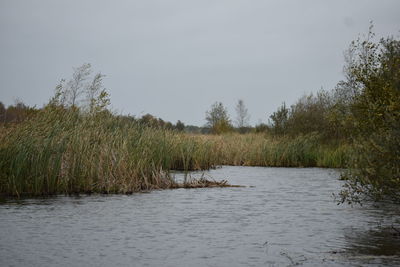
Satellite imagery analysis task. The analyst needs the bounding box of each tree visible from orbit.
[338,26,400,203]
[0,100,37,124]
[235,99,250,130]
[254,123,269,133]
[67,63,91,107]
[286,90,334,138]
[48,63,110,113]
[0,102,5,123]
[205,102,232,134]
[269,102,289,135]
[175,120,185,132]
[139,114,158,128]
[86,73,110,114]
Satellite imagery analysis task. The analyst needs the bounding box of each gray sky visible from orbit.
[1,0,399,126]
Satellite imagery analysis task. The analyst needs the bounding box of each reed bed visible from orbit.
[0,108,220,197]
[0,108,349,197]
[191,133,349,168]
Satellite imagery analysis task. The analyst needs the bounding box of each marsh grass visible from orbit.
[0,108,221,197]
[193,133,349,168]
[0,108,348,197]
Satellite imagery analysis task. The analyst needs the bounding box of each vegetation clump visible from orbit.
[337,29,400,203]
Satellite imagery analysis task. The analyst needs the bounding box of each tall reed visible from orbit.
[0,108,349,197]
[0,108,217,196]
[190,133,349,168]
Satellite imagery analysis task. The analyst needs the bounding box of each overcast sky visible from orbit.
[1,0,399,126]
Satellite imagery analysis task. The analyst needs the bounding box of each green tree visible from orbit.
[254,123,268,133]
[0,100,37,124]
[175,120,185,132]
[269,102,289,135]
[0,102,5,123]
[86,73,110,114]
[205,102,232,134]
[339,27,400,203]
[139,114,159,128]
[286,90,333,138]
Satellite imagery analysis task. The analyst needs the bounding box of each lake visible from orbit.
[1,166,400,266]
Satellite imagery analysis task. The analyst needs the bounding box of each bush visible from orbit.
[339,29,400,203]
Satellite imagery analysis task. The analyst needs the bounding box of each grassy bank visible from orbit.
[0,108,349,197]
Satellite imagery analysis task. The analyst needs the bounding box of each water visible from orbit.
[1,166,400,267]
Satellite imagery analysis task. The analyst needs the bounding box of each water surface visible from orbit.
[1,166,400,266]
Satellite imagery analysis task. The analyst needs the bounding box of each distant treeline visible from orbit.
[0,101,38,124]
[0,102,211,134]
[0,98,341,137]
[0,100,254,135]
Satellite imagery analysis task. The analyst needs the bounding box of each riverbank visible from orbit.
[0,108,349,197]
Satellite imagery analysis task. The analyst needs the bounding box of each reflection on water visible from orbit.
[0,166,399,267]
[344,226,400,256]
[341,201,400,263]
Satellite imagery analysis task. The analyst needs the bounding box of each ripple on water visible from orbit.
[1,166,400,267]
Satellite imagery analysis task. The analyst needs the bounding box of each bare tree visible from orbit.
[49,63,110,112]
[66,63,92,107]
[235,99,250,128]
